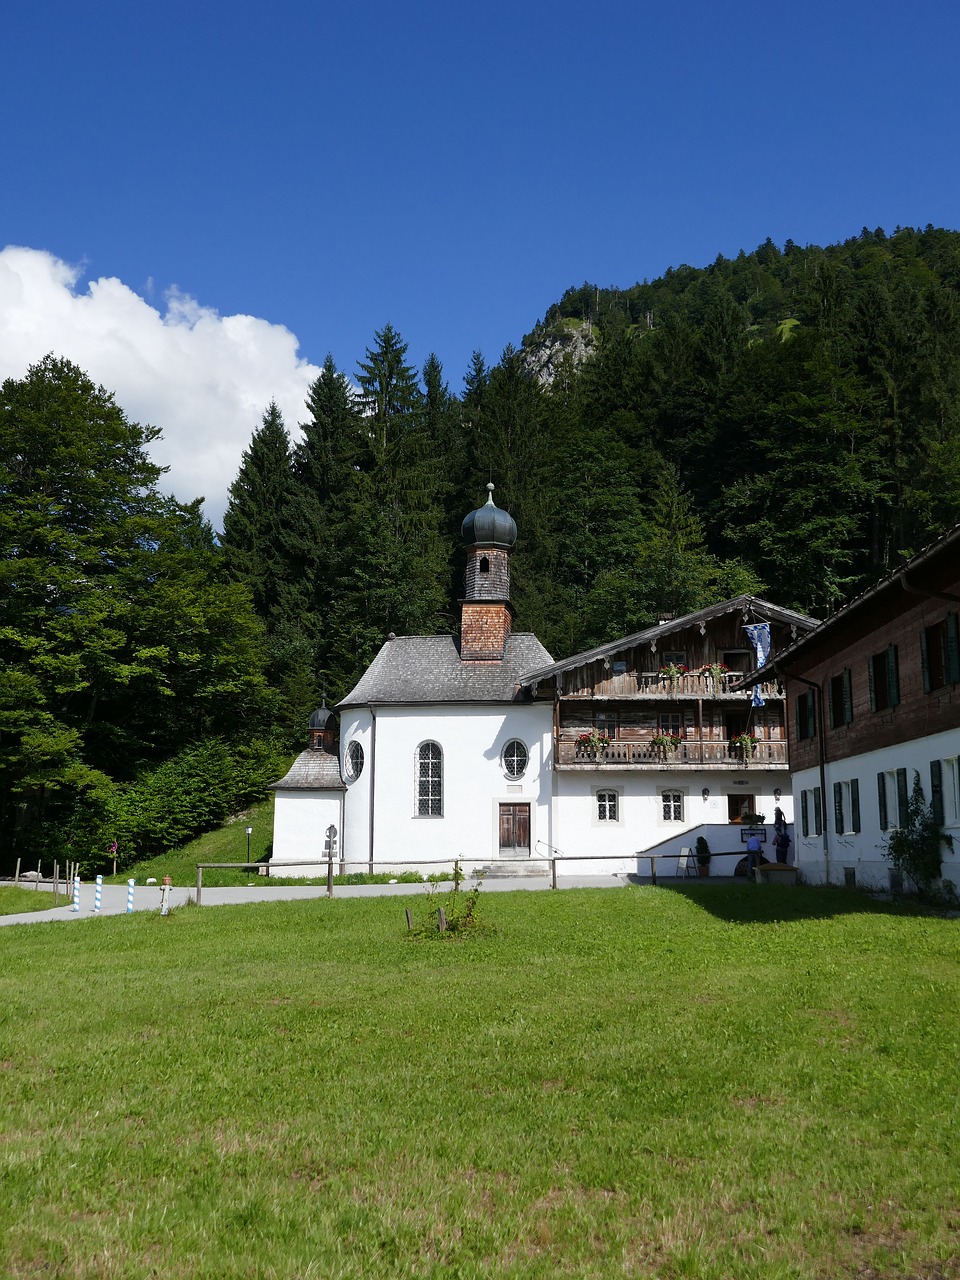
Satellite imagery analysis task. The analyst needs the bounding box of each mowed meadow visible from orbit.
[2,885,959,1279]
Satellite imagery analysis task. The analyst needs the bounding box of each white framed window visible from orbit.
[344,740,364,781]
[596,789,619,822]
[661,790,684,822]
[943,758,960,827]
[800,786,823,837]
[416,742,443,817]
[501,739,528,779]
[833,778,861,834]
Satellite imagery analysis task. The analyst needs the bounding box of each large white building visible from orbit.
[745,524,960,889]
[271,487,817,877]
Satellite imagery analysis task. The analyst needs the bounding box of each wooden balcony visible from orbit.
[556,738,789,769]
[559,672,781,700]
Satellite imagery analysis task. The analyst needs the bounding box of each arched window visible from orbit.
[479,556,490,574]
[416,742,443,816]
[501,739,528,779]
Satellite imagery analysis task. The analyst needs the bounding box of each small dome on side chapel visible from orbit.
[308,701,332,731]
[461,483,517,550]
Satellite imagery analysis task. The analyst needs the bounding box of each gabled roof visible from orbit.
[518,595,817,688]
[738,523,960,681]
[337,633,554,708]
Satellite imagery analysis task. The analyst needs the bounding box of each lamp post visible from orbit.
[246,826,252,864]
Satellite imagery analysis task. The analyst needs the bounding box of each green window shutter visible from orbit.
[842,669,853,725]
[887,645,900,707]
[851,778,861,833]
[827,683,836,730]
[877,772,887,830]
[920,628,931,694]
[833,781,844,834]
[931,759,944,827]
[868,658,877,712]
[795,695,804,739]
[896,768,909,828]
[946,614,960,684]
[814,786,823,837]
[801,790,809,838]
[807,693,816,740]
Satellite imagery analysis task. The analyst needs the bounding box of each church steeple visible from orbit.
[459,484,516,661]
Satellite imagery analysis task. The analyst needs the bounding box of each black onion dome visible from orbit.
[461,483,517,549]
[308,701,332,730]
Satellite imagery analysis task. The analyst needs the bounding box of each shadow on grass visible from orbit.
[655,881,946,925]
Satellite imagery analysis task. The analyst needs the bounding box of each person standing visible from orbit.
[746,831,762,879]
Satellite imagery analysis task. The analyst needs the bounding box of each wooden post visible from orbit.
[650,855,657,887]
[437,906,447,932]
[405,907,413,931]
[53,862,59,906]
[551,858,558,890]
[35,858,41,889]
[14,857,20,885]
[196,864,203,906]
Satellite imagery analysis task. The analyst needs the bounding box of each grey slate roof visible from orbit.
[270,749,345,791]
[517,595,818,687]
[337,633,554,708]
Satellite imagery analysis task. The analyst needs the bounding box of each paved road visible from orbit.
[0,873,648,927]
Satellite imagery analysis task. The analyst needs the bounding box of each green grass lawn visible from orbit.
[1,884,958,1279]
[0,885,63,915]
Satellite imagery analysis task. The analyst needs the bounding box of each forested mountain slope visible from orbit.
[6,226,960,871]
[223,226,960,711]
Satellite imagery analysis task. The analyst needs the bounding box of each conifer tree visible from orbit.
[221,401,297,625]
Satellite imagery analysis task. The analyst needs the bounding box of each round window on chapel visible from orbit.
[345,740,364,781]
[501,740,528,779]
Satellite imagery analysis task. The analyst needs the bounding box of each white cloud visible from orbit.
[0,246,320,529]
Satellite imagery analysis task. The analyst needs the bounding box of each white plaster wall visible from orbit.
[552,769,794,876]
[271,788,343,876]
[340,703,553,874]
[792,726,960,888]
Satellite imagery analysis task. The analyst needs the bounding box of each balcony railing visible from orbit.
[556,738,788,768]
[568,672,780,699]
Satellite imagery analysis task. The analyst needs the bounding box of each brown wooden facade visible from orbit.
[522,599,816,773]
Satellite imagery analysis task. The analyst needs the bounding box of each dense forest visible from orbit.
[5,225,960,871]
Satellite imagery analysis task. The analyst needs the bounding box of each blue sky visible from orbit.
[2,0,958,523]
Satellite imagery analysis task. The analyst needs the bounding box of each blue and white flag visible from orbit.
[743,622,771,707]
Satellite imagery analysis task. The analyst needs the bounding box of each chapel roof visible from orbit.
[337,633,554,708]
[270,748,345,791]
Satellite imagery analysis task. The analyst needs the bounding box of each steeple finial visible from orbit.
[485,482,495,505]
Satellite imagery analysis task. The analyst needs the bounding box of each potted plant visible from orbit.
[658,661,688,689]
[576,729,610,760]
[739,811,766,826]
[731,732,760,759]
[695,835,711,877]
[699,661,730,690]
[651,731,682,757]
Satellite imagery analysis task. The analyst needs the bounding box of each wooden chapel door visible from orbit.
[499,803,530,854]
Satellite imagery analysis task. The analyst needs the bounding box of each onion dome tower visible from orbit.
[459,483,517,661]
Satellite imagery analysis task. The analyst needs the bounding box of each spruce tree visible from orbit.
[221,401,297,625]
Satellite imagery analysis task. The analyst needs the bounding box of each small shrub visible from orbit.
[886,771,953,895]
[407,862,488,940]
